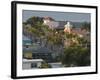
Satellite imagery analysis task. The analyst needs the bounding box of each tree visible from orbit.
[26,16,43,26]
[61,47,90,67]
[81,22,90,31]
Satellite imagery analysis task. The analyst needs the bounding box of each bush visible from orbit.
[40,62,52,68]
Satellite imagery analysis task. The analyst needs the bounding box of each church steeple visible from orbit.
[64,22,73,33]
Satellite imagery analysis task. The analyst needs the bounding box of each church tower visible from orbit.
[64,22,73,33]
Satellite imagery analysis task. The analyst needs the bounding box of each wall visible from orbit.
[0,0,99,80]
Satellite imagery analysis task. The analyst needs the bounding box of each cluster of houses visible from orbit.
[22,35,54,69]
[22,16,90,69]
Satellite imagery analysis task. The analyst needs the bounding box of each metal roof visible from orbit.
[23,47,52,54]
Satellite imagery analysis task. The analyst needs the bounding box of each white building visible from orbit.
[43,17,59,29]
[22,59,44,69]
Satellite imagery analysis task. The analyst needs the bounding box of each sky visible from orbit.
[22,10,91,22]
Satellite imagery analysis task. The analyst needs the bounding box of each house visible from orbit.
[43,16,59,29]
[22,59,44,69]
[31,47,53,62]
[43,16,66,30]
[23,46,53,62]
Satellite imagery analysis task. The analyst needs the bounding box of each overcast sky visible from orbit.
[22,10,91,22]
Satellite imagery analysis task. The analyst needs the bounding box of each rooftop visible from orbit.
[23,59,44,63]
[23,46,52,54]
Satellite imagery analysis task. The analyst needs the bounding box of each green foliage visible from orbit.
[64,32,77,39]
[61,32,90,67]
[26,16,43,26]
[61,47,90,67]
[46,30,63,45]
